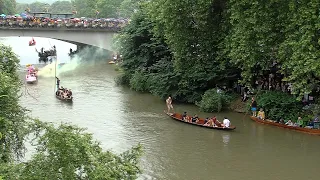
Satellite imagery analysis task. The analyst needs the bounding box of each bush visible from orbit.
[114,73,130,86]
[256,91,302,121]
[196,88,234,112]
[129,71,149,92]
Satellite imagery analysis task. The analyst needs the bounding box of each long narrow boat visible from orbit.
[250,116,320,135]
[166,112,236,131]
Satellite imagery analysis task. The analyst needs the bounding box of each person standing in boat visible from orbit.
[251,97,257,117]
[166,95,174,113]
[56,77,60,90]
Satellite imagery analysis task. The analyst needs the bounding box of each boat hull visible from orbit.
[26,75,37,84]
[166,112,236,130]
[26,80,37,84]
[250,116,320,135]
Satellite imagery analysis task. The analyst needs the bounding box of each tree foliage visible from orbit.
[117,0,320,106]
[115,7,178,99]
[196,89,234,112]
[71,0,140,18]
[14,0,139,18]
[1,122,142,180]
[0,44,28,163]
[0,0,17,14]
[256,91,302,121]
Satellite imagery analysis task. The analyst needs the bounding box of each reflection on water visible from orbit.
[222,133,230,146]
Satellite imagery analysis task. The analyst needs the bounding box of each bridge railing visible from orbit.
[0,18,127,31]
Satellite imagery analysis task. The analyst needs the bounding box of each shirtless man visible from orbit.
[166,96,174,113]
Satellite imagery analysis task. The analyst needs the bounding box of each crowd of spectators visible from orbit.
[0,13,129,31]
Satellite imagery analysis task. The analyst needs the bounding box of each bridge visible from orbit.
[0,28,118,51]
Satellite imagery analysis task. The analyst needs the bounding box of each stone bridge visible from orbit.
[0,28,118,51]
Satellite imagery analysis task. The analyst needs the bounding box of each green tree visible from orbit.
[97,0,122,18]
[28,2,49,12]
[225,0,289,87]
[50,0,73,14]
[71,0,99,17]
[115,5,179,99]
[16,3,28,14]
[147,0,237,103]
[0,44,28,163]
[118,0,140,18]
[1,122,142,180]
[0,0,17,14]
[278,0,320,97]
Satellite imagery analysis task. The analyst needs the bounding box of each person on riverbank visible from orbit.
[251,97,257,117]
[166,96,174,113]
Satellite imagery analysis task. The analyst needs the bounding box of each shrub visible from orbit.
[256,91,302,121]
[114,73,130,86]
[196,88,233,112]
[129,71,149,92]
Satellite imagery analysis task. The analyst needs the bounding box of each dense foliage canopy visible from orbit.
[14,0,139,18]
[0,0,17,14]
[116,0,320,112]
[1,121,142,180]
[0,44,28,163]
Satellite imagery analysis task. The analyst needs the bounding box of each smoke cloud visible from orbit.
[37,46,113,78]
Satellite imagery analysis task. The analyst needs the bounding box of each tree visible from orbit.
[115,5,179,99]
[278,0,320,97]
[0,44,28,163]
[96,0,122,18]
[147,0,237,103]
[50,0,73,14]
[71,0,99,17]
[225,0,289,87]
[16,3,28,14]
[0,0,17,14]
[118,0,141,18]
[27,2,49,12]
[1,122,143,180]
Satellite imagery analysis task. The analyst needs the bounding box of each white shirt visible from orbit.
[223,118,230,128]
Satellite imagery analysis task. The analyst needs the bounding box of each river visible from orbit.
[1,37,320,180]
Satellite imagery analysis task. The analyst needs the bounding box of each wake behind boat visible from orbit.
[166,112,236,131]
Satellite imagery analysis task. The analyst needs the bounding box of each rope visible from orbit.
[24,82,38,101]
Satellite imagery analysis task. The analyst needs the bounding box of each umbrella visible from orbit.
[0,14,6,17]
[15,14,21,17]
[20,13,27,16]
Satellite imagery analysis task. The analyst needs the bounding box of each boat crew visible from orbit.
[223,117,231,128]
[166,95,174,113]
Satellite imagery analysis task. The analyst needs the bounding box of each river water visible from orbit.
[1,37,320,180]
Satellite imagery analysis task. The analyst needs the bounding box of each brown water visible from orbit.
[20,62,320,180]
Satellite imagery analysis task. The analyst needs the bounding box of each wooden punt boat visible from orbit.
[250,116,320,135]
[55,93,73,103]
[166,112,236,131]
